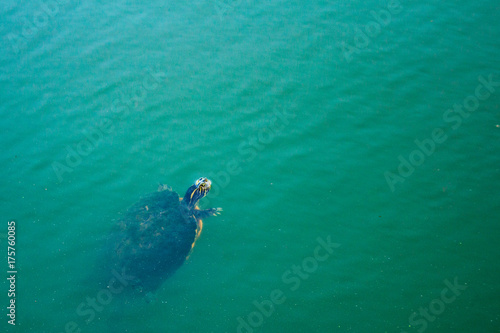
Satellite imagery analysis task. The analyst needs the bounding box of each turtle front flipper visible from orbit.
[194,208,222,219]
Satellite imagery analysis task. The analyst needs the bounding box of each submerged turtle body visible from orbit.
[105,177,220,294]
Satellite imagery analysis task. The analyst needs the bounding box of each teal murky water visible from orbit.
[1,0,499,332]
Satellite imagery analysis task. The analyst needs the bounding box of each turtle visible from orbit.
[103,177,221,296]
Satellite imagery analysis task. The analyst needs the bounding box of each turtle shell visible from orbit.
[105,186,200,293]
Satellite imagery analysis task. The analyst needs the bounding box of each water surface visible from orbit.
[1,0,499,332]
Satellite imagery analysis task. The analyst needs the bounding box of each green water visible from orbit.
[1,0,499,332]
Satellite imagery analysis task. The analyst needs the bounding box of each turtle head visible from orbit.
[182,177,212,209]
